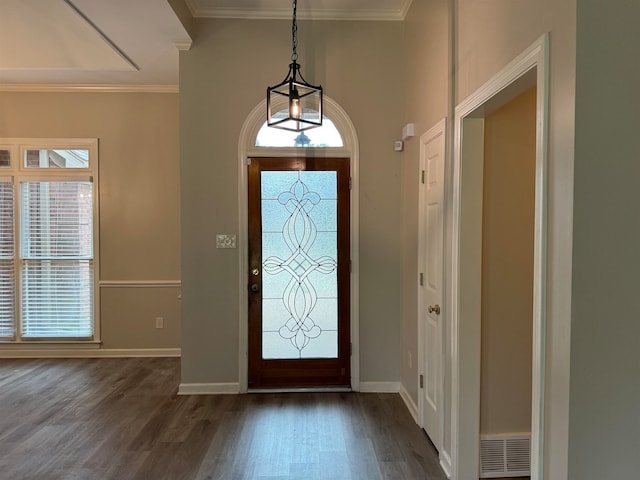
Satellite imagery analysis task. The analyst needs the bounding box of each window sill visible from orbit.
[0,341,101,350]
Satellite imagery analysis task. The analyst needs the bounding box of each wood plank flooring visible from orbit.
[0,358,447,480]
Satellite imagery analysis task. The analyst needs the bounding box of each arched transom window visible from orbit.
[255,113,344,148]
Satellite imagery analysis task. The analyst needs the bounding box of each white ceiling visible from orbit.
[0,0,411,89]
[0,0,192,89]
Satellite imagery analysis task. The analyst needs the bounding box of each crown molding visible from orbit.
[399,0,414,20]
[0,84,179,93]
[175,41,192,51]
[192,8,403,21]
[186,0,414,21]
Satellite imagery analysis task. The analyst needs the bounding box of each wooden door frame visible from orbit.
[450,35,549,479]
[238,96,360,393]
[247,157,351,388]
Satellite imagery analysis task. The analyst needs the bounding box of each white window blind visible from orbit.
[0,180,15,338]
[20,181,94,338]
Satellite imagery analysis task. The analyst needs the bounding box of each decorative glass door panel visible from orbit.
[261,170,338,359]
[248,158,350,388]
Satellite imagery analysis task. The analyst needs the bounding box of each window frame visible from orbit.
[0,175,16,338]
[0,138,100,345]
[0,144,16,169]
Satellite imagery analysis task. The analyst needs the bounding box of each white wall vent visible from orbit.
[479,434,531,478]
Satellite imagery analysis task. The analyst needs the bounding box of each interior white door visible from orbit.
[418,119,446,452]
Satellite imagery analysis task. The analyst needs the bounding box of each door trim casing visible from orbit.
[238,96,360,393]
[450,34,549,479]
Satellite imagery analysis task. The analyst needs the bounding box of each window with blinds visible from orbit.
[20,182,94,338]
[0,180,15,338]
[0,140,98,342]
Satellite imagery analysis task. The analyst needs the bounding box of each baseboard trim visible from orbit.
[440,450,452,479]
[0,348,181,358]
[358,381,400,393]
[399,383,419,423]
[178,382,240,395]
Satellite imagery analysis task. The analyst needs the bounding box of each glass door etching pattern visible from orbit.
[261,171,338,359]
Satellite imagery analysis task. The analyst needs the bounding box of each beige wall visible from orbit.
[480,87,535,435]
[0,91,181,350]
[179,19,404,385]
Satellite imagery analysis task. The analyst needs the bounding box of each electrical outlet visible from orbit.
[155,317,164,329]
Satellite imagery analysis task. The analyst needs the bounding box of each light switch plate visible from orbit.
[216,234,236,249]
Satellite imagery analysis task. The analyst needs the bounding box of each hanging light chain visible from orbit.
[291,0,298,62]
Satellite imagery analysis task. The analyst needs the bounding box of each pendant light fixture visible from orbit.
[267,0,323,132]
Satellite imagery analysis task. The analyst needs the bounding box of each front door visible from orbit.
[248,157,350,388]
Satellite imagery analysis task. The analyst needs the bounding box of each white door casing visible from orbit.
[418,118,446,452]
[450,35,549,480]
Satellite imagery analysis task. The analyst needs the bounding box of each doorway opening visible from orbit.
[238,96,360,392]
[247,157,351,388]
[451,35,549,480]
[478,86,537,480]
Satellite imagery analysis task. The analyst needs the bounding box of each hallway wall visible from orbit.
[402,1,576,476]
[569,1,640,478]
[179,18,404,386]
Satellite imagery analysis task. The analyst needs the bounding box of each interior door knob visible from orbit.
[428,304,441,315]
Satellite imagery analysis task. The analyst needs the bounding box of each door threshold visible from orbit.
[248,387,352,394]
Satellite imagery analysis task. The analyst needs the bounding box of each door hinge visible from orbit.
[421,170,425,184]
[420,374,424,389]
[419,272,424,286]
[349,177,353,190]
[349,260,352,273]
[246,158,252,166]
[350,342,352,356]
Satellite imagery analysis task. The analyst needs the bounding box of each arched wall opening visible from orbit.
[237,96,360,392]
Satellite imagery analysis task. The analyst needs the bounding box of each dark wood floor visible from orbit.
[0,357,447,480]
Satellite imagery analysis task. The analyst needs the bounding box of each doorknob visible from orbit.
[250,284,260,293]
[428,304,441,315]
